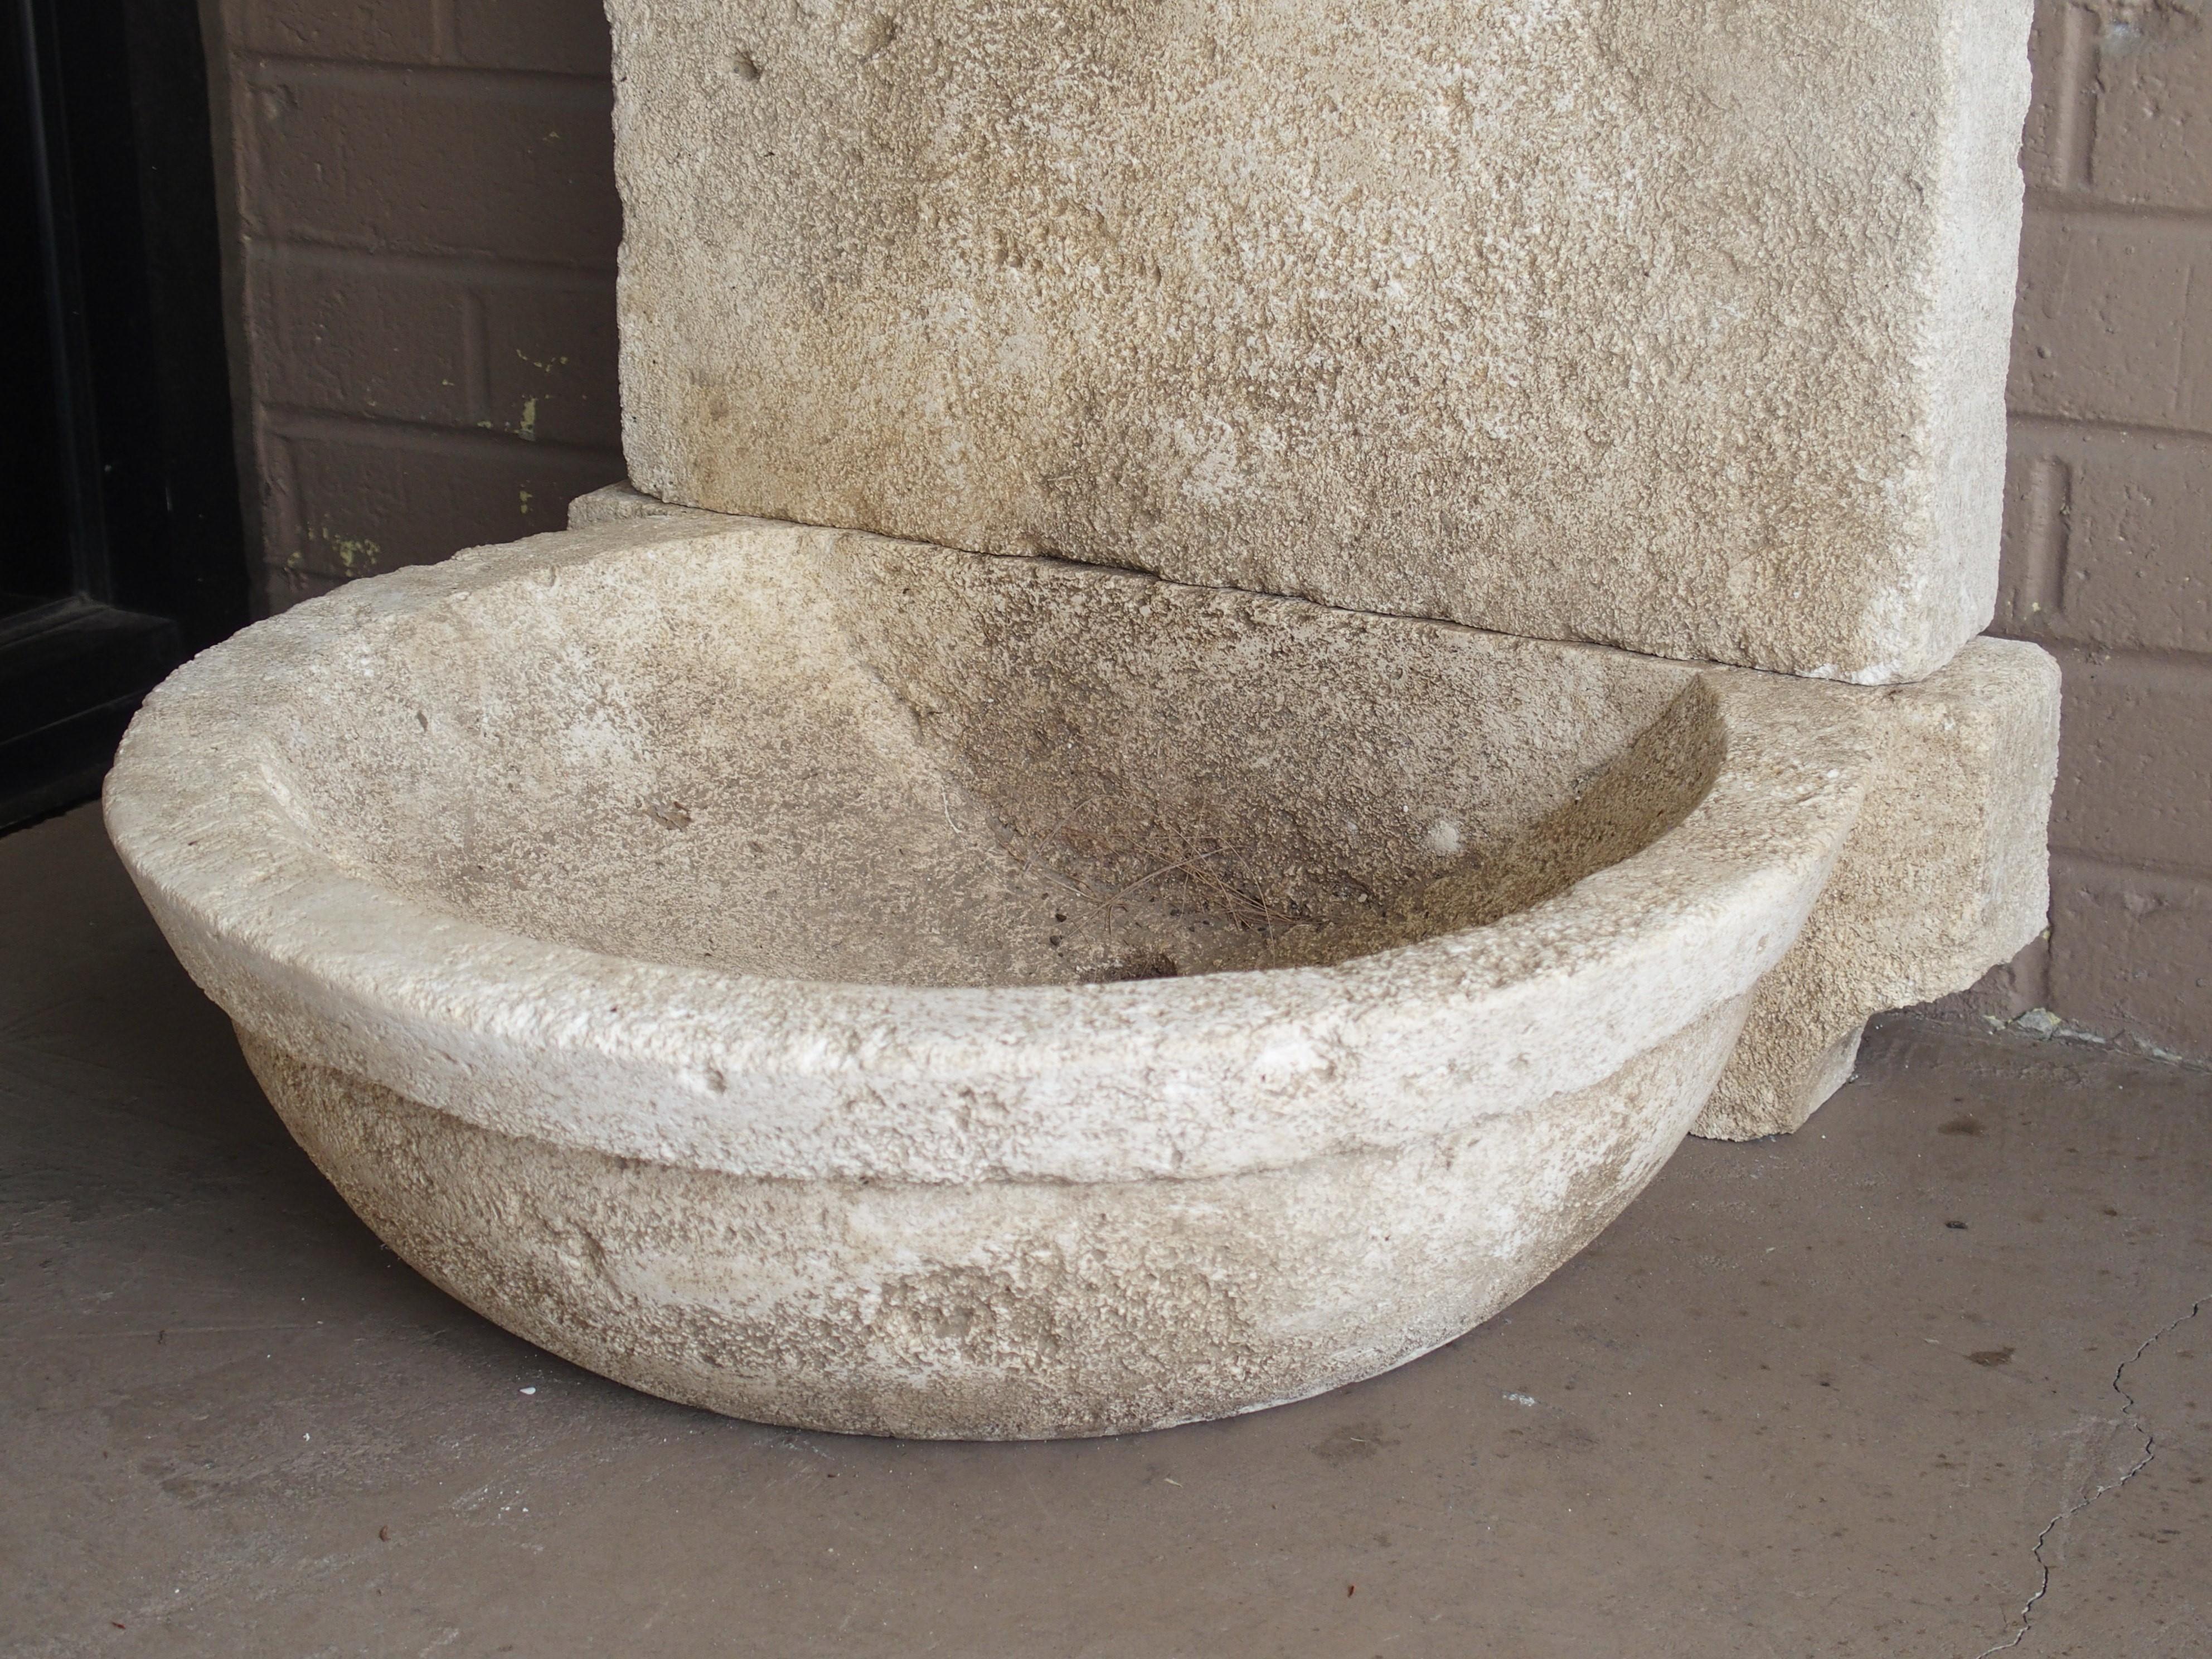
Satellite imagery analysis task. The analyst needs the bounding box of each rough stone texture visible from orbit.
[236,1006,1746,1439]
[9,804,2210,1653]
[575,486,2063,1146]
[609,0,2032,683]
[106,509,1898,1437]
[187,0,2210,1061]
[1694,637,2062,1138]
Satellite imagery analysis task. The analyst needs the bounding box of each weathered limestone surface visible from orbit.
[236,1007,1749,1439]
[573,488,2062,1146]
[610,0,2032,682]
[1694,638,2063,1139]
[109,509,1892,1437]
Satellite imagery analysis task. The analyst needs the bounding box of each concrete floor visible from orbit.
[1,803,2206,1658]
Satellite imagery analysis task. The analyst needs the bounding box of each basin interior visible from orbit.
[271,525,1722,987]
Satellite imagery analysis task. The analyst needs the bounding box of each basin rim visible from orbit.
[104,517,1871,1184]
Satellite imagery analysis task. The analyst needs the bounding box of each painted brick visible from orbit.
[1925,935,2053,1022]
[1997,419,2212,653]
[235,0,438,64]
[2003,2,2212,1056]
[2047,647,2212,877]
[2021,0,2096,192]
[261,566,348,615]
[238,62,618,266]
[2050,855,2212,1055]
[273,426,623,581]
[248,248,474,429]
[479,276,622,450]
[453,0,613,76]
[2084,1,2212,212]
[2009,208,2212,434]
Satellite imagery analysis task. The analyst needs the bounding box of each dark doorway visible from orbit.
[3,0,248,832]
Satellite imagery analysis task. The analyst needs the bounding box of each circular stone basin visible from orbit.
[105,509,1869,1438]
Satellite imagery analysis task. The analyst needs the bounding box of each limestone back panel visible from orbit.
[611,0,2033,681]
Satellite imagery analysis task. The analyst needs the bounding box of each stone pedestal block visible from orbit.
[610,0,2032,682]
[1694,638,2062,1138]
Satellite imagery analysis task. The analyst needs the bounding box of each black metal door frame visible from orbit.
[3,0,249,832]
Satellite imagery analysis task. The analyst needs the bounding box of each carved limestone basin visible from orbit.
[106,500,1908,1438]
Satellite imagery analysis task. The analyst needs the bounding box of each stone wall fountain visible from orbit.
[104,0,2057,1438]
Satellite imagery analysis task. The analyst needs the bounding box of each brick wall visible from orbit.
[207,0,625,613]
[200,0,2212,1058]
[1992,0,2212,1056]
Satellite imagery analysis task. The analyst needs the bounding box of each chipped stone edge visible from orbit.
[1693,637,2061,1139]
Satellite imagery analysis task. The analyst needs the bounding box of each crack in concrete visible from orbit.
[1975,1295,2208,1656]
